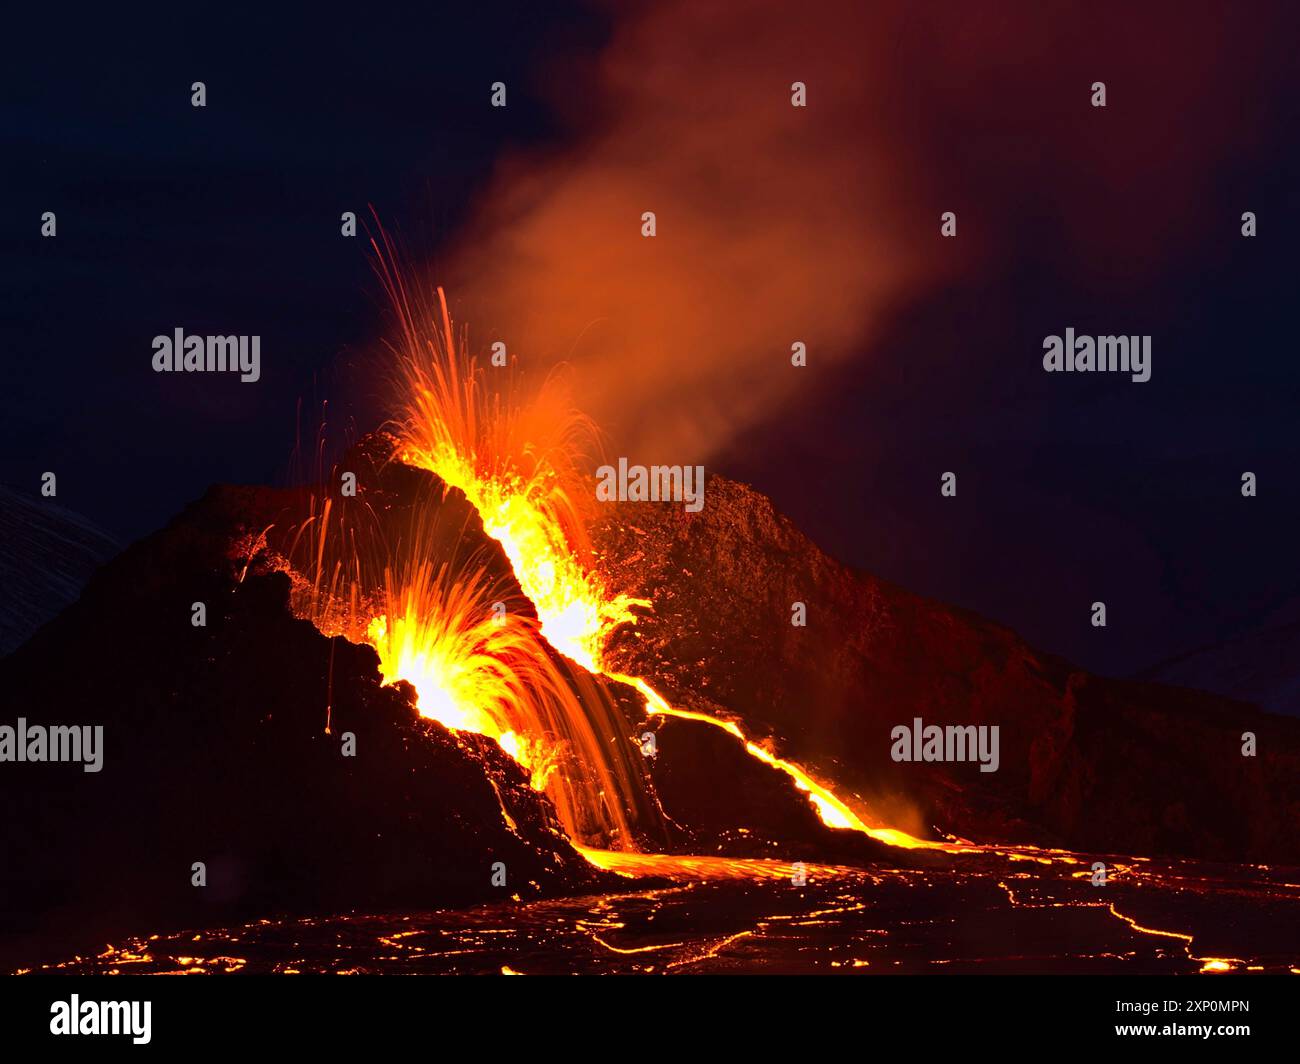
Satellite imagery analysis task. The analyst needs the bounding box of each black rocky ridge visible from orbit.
[594,474,1300,864]
[6,449,1296,968]
[0,443,906,969]
[0,474,607,969]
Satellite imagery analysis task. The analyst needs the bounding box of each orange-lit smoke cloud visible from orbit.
[444,1,933,465]
[442,0,1293,465]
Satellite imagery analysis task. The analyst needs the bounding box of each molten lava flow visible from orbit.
[381,261,646,676]
[371,270,932,856]
[283,474,650,848]
[292,265,1065,865]
[576,846,861,882]
[612,673,939,849]
[342,245,1059,865]
[280,250,665,851]
[364,558,555,787]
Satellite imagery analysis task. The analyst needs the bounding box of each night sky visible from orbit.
[5,2,1298,680]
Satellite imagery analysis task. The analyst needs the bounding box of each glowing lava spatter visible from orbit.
[317,254,659,849]
[372,267,935,853]
[381,259,646,677]
[292,260,1067,864]
[284,437,649,848]
[364,559,553,785]
[298,235,1090,867]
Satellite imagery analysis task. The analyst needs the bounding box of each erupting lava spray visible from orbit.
[285,469,655,850]
[290,235,942,858]
[379,256,646,677]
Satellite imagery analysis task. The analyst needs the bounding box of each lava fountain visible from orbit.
[288,234,940,859]
[283,470,657,850]
[375,249,645,676]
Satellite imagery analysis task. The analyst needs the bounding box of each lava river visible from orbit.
[32,846,1300,975]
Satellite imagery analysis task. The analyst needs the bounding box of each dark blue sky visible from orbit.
[4,3,1298,679]
[5,3,607,535]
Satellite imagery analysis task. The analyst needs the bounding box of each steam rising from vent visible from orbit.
[441,0,930,463]
[283,241,936,855]
[441,0,1288,463]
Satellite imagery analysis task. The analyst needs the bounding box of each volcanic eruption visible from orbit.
[278,239,928,860]
[3,231,1299,976]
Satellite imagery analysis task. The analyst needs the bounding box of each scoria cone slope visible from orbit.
[593,474,1300,862]
[0,480,607,968]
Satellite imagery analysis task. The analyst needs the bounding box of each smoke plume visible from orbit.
[442,0,1293,464]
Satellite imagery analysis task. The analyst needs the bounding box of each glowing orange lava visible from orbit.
[293,247,1067,868]
[375,272,924,858]
[363,261,942,860]
[364,559,554,785]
